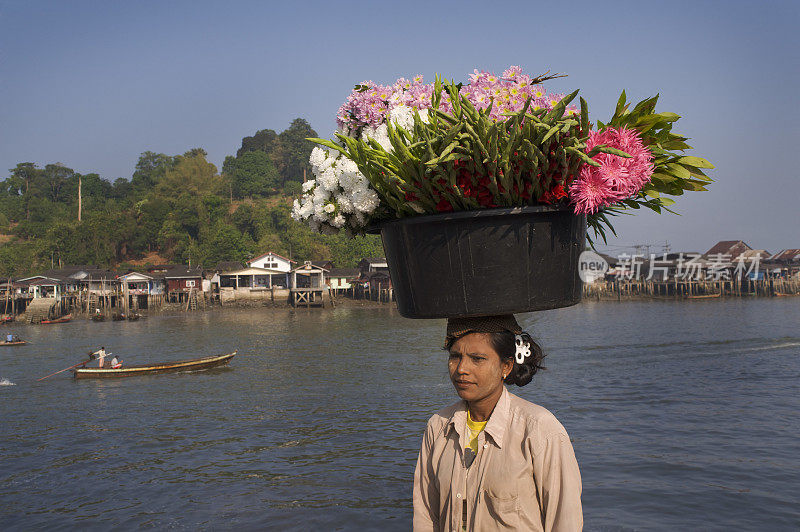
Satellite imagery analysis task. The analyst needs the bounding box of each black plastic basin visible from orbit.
[376,206,586,319]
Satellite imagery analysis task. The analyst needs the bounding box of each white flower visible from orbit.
[323,203,335,214]
[352,187,380,214]
[318,153,336,173]
[299,198,314,219]
[302,180,316,193]
[374,133,392,151]
[331,214,346,228]
[330,160,344,177]
[312,186,329,206]
[313,205,328,222]
[361,126,376,140]
[337,196,354,213]
[339,169,365,193]
[418,109,430,123]
[309,147,327,169]
[291,199,303,221]
[389,104,414,130]
[339,159,359,175]
[317,167,338,192]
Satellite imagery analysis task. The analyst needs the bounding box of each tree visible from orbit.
[131,151,176,196]
[131,197,170,253]
[278,118,317,184]
[237,128,282,163]
[194,221,255,267]
[156,149,224,198]
[43,163,74,203]
[9,163,46,220]
[77,173,113,208]
[231,204,257,241]
[222,151,280,198]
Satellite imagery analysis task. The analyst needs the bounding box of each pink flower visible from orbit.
[502,66,523,79]
[570,170,625,214]
[570,127,654,214]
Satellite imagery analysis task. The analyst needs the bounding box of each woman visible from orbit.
[413,315,582,531]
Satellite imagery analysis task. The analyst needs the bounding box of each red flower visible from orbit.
[541,183,567,204]
[435,199,453,212]
[477,189,496,208]
[550,184,567,200]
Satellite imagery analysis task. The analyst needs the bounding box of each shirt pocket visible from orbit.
[483,489,520,530]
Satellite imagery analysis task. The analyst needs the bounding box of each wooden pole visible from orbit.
[37,355,93,381]
[78,174,82,222]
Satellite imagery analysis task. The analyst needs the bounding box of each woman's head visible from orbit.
[445,315,546,391]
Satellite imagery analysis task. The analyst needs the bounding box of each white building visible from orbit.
[248,252,296,273]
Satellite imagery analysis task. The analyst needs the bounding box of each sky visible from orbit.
[1,0,798,256]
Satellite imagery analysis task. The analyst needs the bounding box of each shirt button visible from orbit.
[483,443,488,449]
[456,493,462,499]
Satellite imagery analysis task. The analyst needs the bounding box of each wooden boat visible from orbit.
[72,351,236,379]
[687,292,721,299]
[0,315,13,323]
[0,340,26,346]
[111,313,126,321]
[91,314,106,322]
[41,314,72,324]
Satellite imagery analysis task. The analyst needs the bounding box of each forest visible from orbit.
[0,118,384,277]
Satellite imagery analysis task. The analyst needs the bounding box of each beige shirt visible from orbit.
[413,388,582,531]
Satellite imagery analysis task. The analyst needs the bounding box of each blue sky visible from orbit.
[1,0,798,255]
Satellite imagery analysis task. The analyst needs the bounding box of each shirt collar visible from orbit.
[484,387,510,449]
[446,387,510,449]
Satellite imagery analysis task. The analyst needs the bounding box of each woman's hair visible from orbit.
[445,331,546,387]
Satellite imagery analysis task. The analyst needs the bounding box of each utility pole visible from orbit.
[78,174,82,222]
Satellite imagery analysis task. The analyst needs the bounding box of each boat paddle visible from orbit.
[36,352,104,381]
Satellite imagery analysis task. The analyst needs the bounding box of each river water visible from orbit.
[1,299,798,531]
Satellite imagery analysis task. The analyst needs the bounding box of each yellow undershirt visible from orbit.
[466,410,488,455]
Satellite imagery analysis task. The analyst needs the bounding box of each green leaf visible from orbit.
[565,146,601,167]
[579,97,589,134]
[676,156,714,169]
[665,162,691,179]
[541,124,561,143]
[544,89,579,122]
[309,137,348,155]
[614,90,627,119]
[594,146,633,158]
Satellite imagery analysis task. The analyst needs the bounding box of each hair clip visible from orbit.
[514,334,531,364]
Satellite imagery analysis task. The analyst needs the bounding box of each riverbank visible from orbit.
[5,288,800,326]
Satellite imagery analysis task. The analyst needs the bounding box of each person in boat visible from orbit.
[6,332,13,343]
[413,315,582,531]
[110,355,123,369]
[92,347,107,368]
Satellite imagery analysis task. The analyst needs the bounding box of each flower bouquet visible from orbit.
[294,67,713,317]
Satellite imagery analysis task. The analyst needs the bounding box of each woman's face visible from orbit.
[448,333,513,404]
